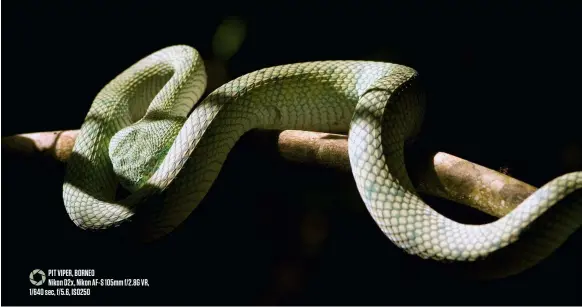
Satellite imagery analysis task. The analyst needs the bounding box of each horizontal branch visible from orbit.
[2,129,537,218]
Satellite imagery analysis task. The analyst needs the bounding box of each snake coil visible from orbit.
[63,45,582,278]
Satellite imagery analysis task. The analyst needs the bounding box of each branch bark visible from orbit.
[2,129,537,218]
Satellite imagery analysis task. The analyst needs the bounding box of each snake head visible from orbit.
[108,118,183,193]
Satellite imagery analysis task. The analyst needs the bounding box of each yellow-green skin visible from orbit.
[63,45,582,279]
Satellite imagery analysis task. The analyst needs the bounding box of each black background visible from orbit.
[2,0,582,305]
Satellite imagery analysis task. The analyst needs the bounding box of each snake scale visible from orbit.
[63,45,582,278]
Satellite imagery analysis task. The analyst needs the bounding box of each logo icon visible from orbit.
[29,269,46,286]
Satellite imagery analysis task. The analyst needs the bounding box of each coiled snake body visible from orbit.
[63,45,582,278]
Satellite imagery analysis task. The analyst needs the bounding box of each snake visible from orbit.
[63,45,582,279]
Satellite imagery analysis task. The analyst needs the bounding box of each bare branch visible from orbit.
[2,129,536,218]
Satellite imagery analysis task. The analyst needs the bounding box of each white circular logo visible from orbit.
[29,269,46,286]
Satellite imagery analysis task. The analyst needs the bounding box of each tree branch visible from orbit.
[2,129,536,218]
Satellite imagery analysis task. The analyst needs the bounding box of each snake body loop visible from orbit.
[63,45,582,278]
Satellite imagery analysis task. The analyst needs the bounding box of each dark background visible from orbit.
[2,0,581,305]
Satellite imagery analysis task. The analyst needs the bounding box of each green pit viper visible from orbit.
[63,45,582,279]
